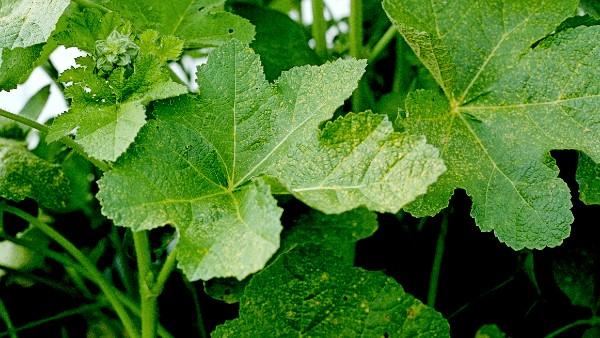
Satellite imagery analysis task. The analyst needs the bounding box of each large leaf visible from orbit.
[383,0,600,249]
[98,40,445,280]
[0,0,70,49]
[101,0,255,47]
[0,138,70,210]
[47,32,188,162]
[213,246,450,337]
[576,153,600,205]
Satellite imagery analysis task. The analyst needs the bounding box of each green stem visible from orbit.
[0,108,110,171]
[0,299,17,338]
[545,317,600,338]
[349,0,363,112]
[367,26,396,64]
[427,212,449,307]
[0,205,139,338]
[0,232,174,338]
[152,249,177,295]
[0,302,105,338]
[311,0,328,59]
[133,231,157,338]
[71,0,111,12]
[183,279,207,338]
[0,264,77,296]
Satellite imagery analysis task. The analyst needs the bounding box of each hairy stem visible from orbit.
[311,0,328,59]
[368,26,396,64]
[133,231,157,338]
[427,212,449,307]
[545,317,600,338]
[0,205,139,338]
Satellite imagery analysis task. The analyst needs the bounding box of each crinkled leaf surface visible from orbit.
[47,34,187,162]
[101,0,255,48]
[0,138,69,210]
[213,246,450,337]
[576,153,600,205]
[0,0,69,49]
[475,324,507,338]
[383,0,600,249]
[98,40,444,280]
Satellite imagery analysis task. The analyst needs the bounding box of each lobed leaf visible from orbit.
[384,0,600,249]
[213,246,450,337]
[98,40,445,280]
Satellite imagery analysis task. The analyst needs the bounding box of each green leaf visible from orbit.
[0,45,44,90]
[213,246,450,337]
[581,0,600,18]
[205,208,379,303]
[47,34,188,162]
[233,3,319,80]
[282,208,378,264]
[553,246,599,310]
[102,0,255,48]
[0,0,70,49]
[383,0,600,249]
[98,40,444,280]
[576,153,600,205]
[475,324,507,338]
[0,227,49,279]
[0,138,70,210]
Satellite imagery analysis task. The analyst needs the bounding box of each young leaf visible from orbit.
[0,138,70,210]
[101,0,255,48]
[576,153,600,205]
[97,40,444,280]
[475,324,507,338]
[212,246,450,337]
[383,0,600,249]
[47,33,188,162]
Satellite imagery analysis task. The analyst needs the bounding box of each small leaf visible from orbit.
[576,153,600,205]
[553,246,599,310]
[0,138,70,210]
[475,324,507,338]
[0,45,44,90]
[213,246,450,337]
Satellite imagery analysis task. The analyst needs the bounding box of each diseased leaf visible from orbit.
[576,153,600,205]
[271,111,445,214]
[383,0,600,249]
[205,208,379,303]
[98,40,444,280]
[47,32,188,162]
[101,0,255,47]
[0,138,70,210]
[213,246,450,337]
[0,0,70,49]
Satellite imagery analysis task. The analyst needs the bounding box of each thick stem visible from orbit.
[133,231,157,338]
[0,205,139,338]
[368,26,396,64]
[545,317,600,338]
[427,212,449,307]
[349,0,363,112]
[311,0,328,59]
